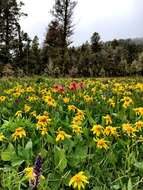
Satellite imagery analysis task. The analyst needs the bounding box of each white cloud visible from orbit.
[20,0,143,46]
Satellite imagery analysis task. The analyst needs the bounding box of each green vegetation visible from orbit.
[0,77,143,189]
[0,0,143,77]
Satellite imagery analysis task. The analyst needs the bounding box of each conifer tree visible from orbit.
[51,0,77,75]
[0,0,26,64]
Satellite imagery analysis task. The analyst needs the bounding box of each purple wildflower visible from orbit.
[30,154,42,189]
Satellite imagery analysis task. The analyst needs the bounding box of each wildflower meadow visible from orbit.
[0,77,143,190]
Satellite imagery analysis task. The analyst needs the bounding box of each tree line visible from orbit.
[0,0,143,77]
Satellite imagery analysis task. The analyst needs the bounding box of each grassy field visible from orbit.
[0,77,143,190]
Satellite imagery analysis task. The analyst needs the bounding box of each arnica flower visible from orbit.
[135,83,143,91]
[121,96,133,109]
[12,127,26,141]
[69,171,89,190]
[72,115,82,126]
[63,97,70,103]
[0,96,6,102]
[91,87,96,94]
[24,104,31,112]
[122,123,136,135]
[84,95,93,103]
[0,133,5,141]
[30,111,37,117]
[103,114,112,125]
[91,125,103,136]
[104,126,118,137]
[43,95,56,107]
[27,95,38,102]
[26,86,35,93]
[40,127,48,136]
[72,124,82,134]
[76,109,85,118]
[95,138,109,150]
[68,105,77,112]
[36,115,51,129]
[107,98,115,108]
[24,167,35,180]
[133,107,143,116]
[56,129,71,142]
[135,121,143,131]
[15,110,22,117]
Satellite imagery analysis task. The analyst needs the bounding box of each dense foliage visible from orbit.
[0,0,143,77]
[0,77,143,189]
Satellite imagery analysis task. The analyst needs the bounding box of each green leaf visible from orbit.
[134,161,143,171]
[25,140,32,150]
[48,172,61,190]
[46,134,55,144]
[111,184,120,190]
[54,146,67,172]
[69,144,88,167]
[11,159,24,167]
[1,151,12,161]
[127,178,132,190]
[1,143,15,161]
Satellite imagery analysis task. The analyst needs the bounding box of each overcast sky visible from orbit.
[20,0,143,46]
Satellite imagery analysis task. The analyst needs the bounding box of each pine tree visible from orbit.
[0,0,26,64]
[30,36,41,74]
[51,0,77,75]
[42,20,63,75]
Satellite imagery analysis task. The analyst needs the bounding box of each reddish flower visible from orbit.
[53,84,64,93]
[69,81,79,91]
[79,81,84,89]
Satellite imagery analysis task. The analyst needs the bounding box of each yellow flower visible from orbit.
[72,124,82,134]
[40,127,48,136]
[43,111,49,116]
[56,129,71,142]
[84,95,93,103]
[103,114,112,125]
[122,96,133,108]
[72,116,82,126]
[63,97,70,103]
[24,167,35,180]
[107,98,115,108]
[44,95,56,107]
[91,87,96,94]
[76,109,85,119]
[122,123,136,135]
[36,115,51,129]
[95,138,109,149]
[68,105,77,112]
[0,96,6,102]
[104,126,118,137]
[25,86,35,93]
[69,171,89,190]
[15,110,22,117]
[24,167,45,181]
[91,125,103,136]
[12,127,26,141]
[24,104,31,112]
[135,121,143,131]
[71,110,85,128]
[135,83,143,92]
[28,96,38,102]
[30,111,37,117]
[0,133,5,141]
[133,107,143,116]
